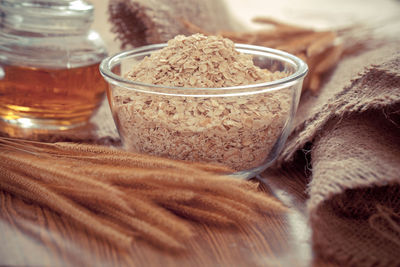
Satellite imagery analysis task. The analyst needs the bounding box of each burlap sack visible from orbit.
[310,111,400,266]
[278,44,400,266]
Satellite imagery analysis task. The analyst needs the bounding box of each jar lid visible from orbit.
[0,0,94,34]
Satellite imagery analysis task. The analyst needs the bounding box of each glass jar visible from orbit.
[0,0,108,136]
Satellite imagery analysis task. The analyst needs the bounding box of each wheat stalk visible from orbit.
[0,137,286,250]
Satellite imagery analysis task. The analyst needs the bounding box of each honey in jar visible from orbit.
[0,0,108,135]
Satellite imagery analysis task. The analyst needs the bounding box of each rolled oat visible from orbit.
[113,34,292,171]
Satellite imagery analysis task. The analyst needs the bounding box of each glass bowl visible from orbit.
[100,43,307,179]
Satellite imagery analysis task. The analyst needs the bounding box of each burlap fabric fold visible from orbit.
[278,44,400,266]
[310,112,400,266]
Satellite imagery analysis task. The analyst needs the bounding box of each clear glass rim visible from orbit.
[0,0,94,13]
[99,43,308,92]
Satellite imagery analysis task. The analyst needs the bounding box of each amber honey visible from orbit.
[0,62,107,130]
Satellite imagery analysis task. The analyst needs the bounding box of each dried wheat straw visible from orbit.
[0,152,131,214]
[163,202,235,226]
[0,137,287,250]
[0,167,132,248]
[0,138,233,174]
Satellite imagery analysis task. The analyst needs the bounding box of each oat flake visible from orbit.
[113,34,292,171]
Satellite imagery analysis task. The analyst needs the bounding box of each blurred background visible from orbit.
[91,0,400,54]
